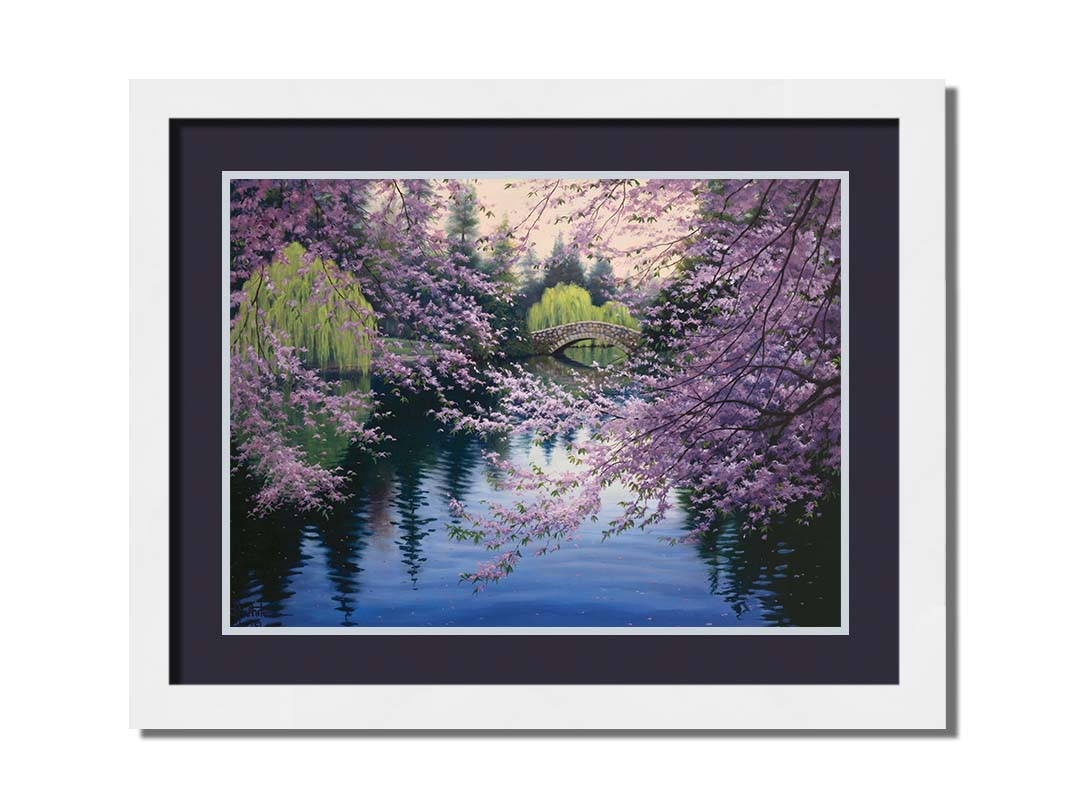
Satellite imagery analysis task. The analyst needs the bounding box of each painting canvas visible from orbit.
[227,175,845,631]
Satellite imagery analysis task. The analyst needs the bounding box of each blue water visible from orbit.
[230,351,840,627]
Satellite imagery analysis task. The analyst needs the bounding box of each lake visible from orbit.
[230,347,840,627]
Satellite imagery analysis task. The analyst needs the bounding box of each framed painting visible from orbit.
[131,79,947,729]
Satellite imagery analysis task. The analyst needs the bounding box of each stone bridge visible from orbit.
[529,321,642,355]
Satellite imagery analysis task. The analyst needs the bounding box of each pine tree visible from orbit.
[486,217,516,278]
[446,181,482,270]
[587,255,614,305]
[518,244,540,285]
[542,234,585,288]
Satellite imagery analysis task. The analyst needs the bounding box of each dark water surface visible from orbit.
[230,348,840,627]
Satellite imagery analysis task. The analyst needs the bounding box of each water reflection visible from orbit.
[686,500,841,627]
[231,358,841,627]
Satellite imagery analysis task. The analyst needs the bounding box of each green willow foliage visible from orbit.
[526,284,640,343]
[232,242,375,373]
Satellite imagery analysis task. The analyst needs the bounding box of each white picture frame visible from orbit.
[130,79,946,730]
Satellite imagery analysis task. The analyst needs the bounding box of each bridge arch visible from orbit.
[529,321,641,356]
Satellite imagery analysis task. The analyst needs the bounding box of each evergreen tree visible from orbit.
[515,245,543,315]
[446,181,482,270]
[485,217,516,278]
[587,255,615,305]
[542,234,585,288]
[489,222,535,357]
[518,245,540,285]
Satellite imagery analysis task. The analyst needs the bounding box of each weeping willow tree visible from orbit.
[526,284,639,345]
[232,242,375,372]
[597,300,639,329]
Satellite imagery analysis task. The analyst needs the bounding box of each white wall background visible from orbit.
[2,2,1063,797]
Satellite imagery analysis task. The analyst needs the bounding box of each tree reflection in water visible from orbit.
[682,490,841,627]
[230,366,841,628]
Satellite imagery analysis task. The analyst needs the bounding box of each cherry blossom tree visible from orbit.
[229,179,513,513]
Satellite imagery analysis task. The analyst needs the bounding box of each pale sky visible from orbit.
[463,178,665,277]
[471,179,562,261]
